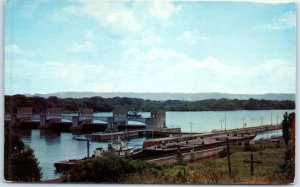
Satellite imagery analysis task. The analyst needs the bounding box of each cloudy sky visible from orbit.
[5,0,296,95]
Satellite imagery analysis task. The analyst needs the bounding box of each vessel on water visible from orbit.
[54,159,81,171]
[126,111,141,118]
[72,135,88,141]
[94,136,136,157]
[135,134,257,159]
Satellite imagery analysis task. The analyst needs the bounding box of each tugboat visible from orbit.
[55,137,138,172]
[94,136,135,157]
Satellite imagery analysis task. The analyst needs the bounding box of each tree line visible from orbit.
[5,94,295,113]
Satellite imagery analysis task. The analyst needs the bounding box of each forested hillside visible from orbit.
[5,95,295,113]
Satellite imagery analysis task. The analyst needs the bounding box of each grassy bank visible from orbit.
[126,142,293,184]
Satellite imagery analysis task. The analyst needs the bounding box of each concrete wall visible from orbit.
[148,146,225,165]
[150,110,166,128]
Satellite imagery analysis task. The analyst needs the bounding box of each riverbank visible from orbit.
[125,140,292,184]
[41,136,291,184]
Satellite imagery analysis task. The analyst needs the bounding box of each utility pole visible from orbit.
[226,138,232,178]
[151,125,154,139]
[87,138,90,158]
[220,120,223,131]
[243,152,262,176]
[271,111,273,125]
[225,112,227,131]
[277,115,279,125]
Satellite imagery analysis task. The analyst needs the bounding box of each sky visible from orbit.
[4,0,296,95]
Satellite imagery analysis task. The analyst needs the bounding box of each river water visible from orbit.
[16,109,293,179]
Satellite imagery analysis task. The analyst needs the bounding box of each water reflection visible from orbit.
[40,129,61,144]
[14,129,32,139]
[15,129,146,179]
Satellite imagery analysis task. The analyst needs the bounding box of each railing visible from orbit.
[5,113,151,124]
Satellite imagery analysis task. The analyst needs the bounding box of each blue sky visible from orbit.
[4,0,296,95]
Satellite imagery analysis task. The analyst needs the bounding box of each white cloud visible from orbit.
[255,10,296,30]
[5,44,36,57]
[18,0,50,18]
[5,59,105,94]
[5,45,295,94]
[85,30,97,40]
[254,59,295,80]
[48,6,78,21]
[50,0,180,33]
[148,0,181,21]
[176,31,193,42]
[68,41,96,53]
[176,30,209,44]
[141,34,165,46]
[119,47,295,93]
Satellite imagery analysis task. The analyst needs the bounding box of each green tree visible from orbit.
[281,112,295,147]
[4,126,42,182]
[63,155,159,182]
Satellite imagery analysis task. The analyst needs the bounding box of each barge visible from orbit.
[134,134,256,160]
[54,159,81,171]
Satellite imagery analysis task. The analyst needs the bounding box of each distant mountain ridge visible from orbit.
[26,92,296,101]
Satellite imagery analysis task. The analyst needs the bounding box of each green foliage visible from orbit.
[219,148,228,158]
[4,125,42,182]
[281,112,295,147]
[175,148,184,165]
[281,149,295,181]
[63,155,160,182]
[243,142,258,152]
[125,143,292,184]
[5,95,295,113]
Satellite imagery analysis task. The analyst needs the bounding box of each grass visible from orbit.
[125,142,293,184]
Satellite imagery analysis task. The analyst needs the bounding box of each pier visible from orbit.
[89,128,182,141]
[143,124,282,148]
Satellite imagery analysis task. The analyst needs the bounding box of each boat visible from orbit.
[72,135,88,141]
[142,135,257,156]
[94,136,135,157]
[54,159,81,171]
[126,111,141,118]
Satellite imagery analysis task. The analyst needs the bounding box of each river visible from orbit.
[16,109,293,179]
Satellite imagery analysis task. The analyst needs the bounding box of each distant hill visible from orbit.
[26,92,295,101]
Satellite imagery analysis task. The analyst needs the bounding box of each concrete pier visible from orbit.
[5,108,164,132]
[143,125,281,148]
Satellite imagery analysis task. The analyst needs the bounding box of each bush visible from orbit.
[63,155,159,182]
[219,148,228,158]
[243,143,257,152]
[176,149,184,165]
